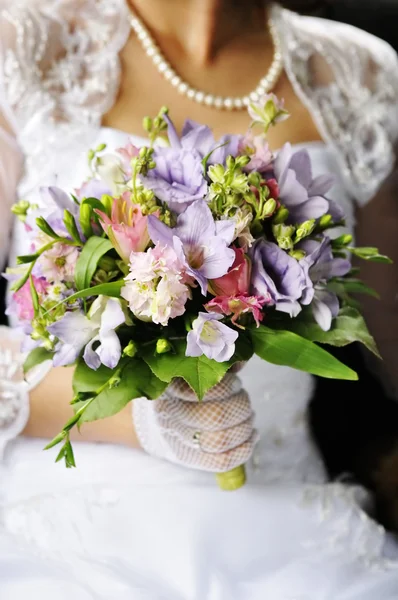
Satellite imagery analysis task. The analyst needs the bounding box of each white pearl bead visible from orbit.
[130,12,282,112]
[178,82,188,95]
[233,98,243,109]
[171,75,181,87]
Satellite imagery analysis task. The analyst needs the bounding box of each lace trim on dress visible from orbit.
[272,4,398,204]
[0,0,131,195]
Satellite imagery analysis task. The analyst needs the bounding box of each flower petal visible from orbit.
[147,215,174,247]
[100,299,125,334]
[96,330,121,369]
[176,200,215,246]
[48,311,96,347]
[83,335,102,370]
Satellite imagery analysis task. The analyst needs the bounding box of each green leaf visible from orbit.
[75,236,114,291]
[29,275,39,316]
[250,325,358,381]
[271,306,380,358]
[68,280,124,302]
[82,197,108,213]
[143,339,234,400]
[16,253,39,265]
[347,246,392,264]
[328,279,379,299]
[23,346,53,375]
[11,263,34,292]
[72,359,167,423]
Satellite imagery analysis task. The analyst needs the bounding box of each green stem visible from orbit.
[216,465,246,491]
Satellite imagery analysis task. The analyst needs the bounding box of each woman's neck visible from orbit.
[128,0,267,66]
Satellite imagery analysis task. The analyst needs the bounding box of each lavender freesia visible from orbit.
[148,200,235,294]
[48,297,125,369]
[186,312,238,362]
[251,239,313,317]
[300,238,351,330]
[274,144,344,224]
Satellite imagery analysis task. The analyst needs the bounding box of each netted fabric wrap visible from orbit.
[133,372,258,473]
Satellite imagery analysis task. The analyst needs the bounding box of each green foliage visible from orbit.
[74,236,114,290]
[250,325,358,380]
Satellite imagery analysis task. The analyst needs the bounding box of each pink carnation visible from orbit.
[121,244,192,326]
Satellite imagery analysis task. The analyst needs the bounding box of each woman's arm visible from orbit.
[24,367,140,447]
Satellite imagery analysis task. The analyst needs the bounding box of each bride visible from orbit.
[1,0,398,598]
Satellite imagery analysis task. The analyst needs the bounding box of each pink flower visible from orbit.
[121,244,191,326]
[96,192,152,262]
[209,248,251,297]
[39,243,79,283]
[117,141,139,174]
[239,133,273,173]
[12,276,48,322]
[205,295,268,328]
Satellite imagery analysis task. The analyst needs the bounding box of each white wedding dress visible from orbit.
[0,2,398,599]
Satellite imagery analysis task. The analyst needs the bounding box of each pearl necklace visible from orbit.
[129,9,284,111]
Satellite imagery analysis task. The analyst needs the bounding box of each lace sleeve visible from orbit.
[273,6,398,205]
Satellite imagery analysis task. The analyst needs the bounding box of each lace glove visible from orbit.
[133,372,258,473]
[0,326,51,456]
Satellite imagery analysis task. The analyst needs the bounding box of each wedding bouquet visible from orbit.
[7,95,389,489]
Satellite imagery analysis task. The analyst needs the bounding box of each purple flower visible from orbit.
[186,312,238,362]
[148,200,235,295]
[142,116,243,214]
[166,115,242,165]
[274,144,343,223]
[300,238,351,330]
[251,239,313,317]
[141,147,207,214]
[48,298,125,369]
[301,238,351,283]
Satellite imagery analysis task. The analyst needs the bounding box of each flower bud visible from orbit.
[142,117,153,132]
[156,338,172,354]
[295,219,316,242]
[261,198,277,219]
[319,214,333,229]
[273,206,289,224]
[332,233,353,247]
[108,373,122,389]
[96,143,107,152]
[289,249,306,260]
[248,172,262,187]
[123,340,138,358]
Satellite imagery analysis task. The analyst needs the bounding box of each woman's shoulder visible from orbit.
[273,5,398,203]
[0,0,130,133]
